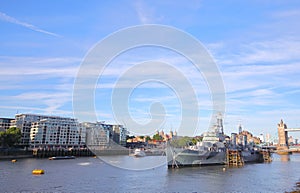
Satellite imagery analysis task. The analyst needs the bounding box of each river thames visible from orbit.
[1,153,299,193]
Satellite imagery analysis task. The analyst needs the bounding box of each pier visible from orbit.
[260,150,272,162]
[226,149,244,166]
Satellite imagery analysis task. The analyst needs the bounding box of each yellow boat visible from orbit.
[32,169,44,175]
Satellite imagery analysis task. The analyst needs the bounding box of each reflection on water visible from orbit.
[280,154,291,162]
[0,154,300,192]
[99,155,166,170]
[77,162,91,166]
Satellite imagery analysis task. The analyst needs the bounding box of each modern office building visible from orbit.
[15,114,44,146]
[83,122,128,149]
[83,122,109,149]
[30,116,85,148]
[109,124,127,146]
[119,126,128,146]
[14,114,85,147]
[0,117,14,132]
[13,113,126,148]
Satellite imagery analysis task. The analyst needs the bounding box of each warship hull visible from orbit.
[241,151,263,163]
[167,147,226,168]
[166,115,265,168]
[167,146,263,168]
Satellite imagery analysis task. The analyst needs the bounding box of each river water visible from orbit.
[1,154,299,193]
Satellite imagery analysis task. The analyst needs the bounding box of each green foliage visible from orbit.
[145,136,151,142]
[169,136,202,148]
[152,133,163,141]
[0,127,22,147]
[191,137,202,145]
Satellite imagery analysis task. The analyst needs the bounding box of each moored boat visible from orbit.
[167,115,227,168]
[49,156,76,160]
[133,149,146,157]
[167,115,266,168]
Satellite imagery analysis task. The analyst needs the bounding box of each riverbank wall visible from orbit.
[32,149,95,158]
[0,149,33,160]
[0,148,95,159]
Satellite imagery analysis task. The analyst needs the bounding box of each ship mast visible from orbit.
[209,113,224,134]
[217,113,224,134]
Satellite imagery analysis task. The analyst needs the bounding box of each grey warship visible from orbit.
[166,116,264,168]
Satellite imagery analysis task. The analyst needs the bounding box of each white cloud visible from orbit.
[133,0,163,24]
[208,36,300,99]
[0,56,80,77]
[217,38,300,66]
[271,9,300,19]
[0,56,81,117]
[13,92,72,114]
[134,0,151,24]
[204,33,300,135]
[133,95,177,103]
[0,11,62,38]
[0,105,73,117]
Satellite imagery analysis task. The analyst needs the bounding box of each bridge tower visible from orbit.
[277,119,289,150]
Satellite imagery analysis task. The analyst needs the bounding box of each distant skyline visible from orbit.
[1,1,300,138]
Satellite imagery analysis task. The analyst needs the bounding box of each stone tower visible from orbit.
[238,124,242,134]
[277,119,289,150]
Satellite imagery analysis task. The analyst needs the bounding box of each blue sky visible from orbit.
[1,0,300,139]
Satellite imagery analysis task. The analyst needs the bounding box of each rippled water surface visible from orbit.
[1,154,299,192]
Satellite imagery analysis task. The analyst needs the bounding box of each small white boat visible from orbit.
[133,149,146,157]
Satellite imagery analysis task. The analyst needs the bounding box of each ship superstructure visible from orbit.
[166,115,264,168]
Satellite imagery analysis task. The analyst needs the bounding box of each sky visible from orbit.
[1,0,300,139]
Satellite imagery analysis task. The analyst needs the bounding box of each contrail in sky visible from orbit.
[0,11,62,38]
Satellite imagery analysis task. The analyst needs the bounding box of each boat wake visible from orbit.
[77,162,91,166]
